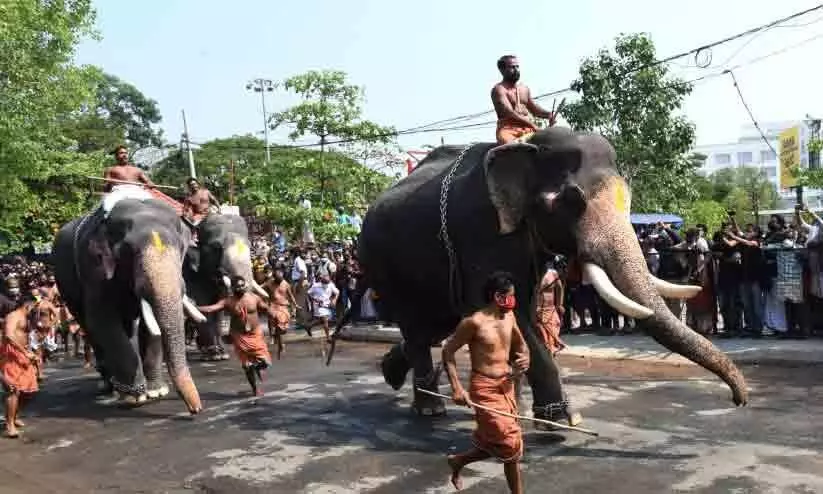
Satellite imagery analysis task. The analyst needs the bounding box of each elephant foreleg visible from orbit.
[85,299,146,403]
[520,318,582,429]
[140,327,168,399]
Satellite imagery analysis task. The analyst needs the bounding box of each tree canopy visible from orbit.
[563,33,698,213]
[152,135,393,244]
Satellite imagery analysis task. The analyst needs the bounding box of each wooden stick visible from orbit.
[416,388,600,437]
[84,176,179,190]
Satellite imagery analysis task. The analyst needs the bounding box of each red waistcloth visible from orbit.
[0,339,39,394]
[147,188,184,216]
[470,372,523,463]
[231,326,271,367]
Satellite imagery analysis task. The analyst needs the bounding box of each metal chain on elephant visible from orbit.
[438,144,474,311]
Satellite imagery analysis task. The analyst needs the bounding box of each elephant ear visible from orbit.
[484,142,540,234]
[86,225,116,281]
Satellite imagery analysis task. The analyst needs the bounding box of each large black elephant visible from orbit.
[53,198,204,413]
[184,213,269,359]
[357,127,748,422]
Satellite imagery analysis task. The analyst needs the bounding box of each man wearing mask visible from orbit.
[491,55,557,145]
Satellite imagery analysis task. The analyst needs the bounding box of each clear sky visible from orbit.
[75,0,823,154]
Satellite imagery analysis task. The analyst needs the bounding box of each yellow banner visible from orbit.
[779,126,800,189]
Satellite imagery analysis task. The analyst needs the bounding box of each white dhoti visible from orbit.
[101,184,154,217]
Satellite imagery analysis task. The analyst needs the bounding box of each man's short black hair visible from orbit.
[113,145,128,156]
[483,271,516,303]
[497,55,517,71]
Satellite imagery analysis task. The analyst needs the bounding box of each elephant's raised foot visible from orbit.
[533,402,583,432]
[381,344,410,391]
[146,385,170,400]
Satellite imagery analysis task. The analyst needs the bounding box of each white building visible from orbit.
[693,120,822,207]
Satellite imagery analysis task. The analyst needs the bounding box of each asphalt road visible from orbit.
[2,341,823,493]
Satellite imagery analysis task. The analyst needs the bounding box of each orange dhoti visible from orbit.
[536,308,565,355]
[496,122,535,145]
[0,341,39,394]
[231,327,272,368]
[269,304,291,335]
[470,372,523,463]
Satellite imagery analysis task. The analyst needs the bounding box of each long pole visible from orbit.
[182,109,196,178]
[261,89,271,163]
[229,159,236,206]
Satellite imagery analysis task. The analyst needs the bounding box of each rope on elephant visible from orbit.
[416,388,600,437]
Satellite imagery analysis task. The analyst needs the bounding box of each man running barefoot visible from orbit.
[198,277,279,396]
[1,295,55,438]
[441,271,530,493]
[263,270,297,359]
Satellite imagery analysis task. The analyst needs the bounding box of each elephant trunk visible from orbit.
[141,249,203,414]
[576,177,748,406]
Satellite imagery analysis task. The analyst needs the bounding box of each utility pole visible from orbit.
[181,109,196,178]
[246,78,275,162]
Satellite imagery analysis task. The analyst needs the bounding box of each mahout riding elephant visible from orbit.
[183,213,269,360]
[356,126,748,422]
[53,198,205,413]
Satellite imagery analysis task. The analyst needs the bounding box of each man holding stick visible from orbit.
[441,271,529,493]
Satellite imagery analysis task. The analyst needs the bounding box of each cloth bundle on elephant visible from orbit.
[52,198,206,413]
[356,126,748,423]
[183,213,269,360]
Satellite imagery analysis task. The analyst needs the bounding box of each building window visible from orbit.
[760,149,776,162]
[737,151,753,165]
[714,153,731,165]
[765,166,777,178]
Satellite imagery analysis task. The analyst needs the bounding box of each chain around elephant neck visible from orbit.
[439,144,473,311]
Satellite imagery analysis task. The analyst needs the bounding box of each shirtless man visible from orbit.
[263,270,298,359]
[103,145,156,192]
[2,295,56,437]
[442,271,530,493]
[198,276,280,396]
[491,55,556,145]
[183,178,219,224]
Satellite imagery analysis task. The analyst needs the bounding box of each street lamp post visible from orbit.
[246,78,275,162]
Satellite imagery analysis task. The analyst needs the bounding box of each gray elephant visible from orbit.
[355,127,748,423]
[184,213,269,360]
[53,198,205,413]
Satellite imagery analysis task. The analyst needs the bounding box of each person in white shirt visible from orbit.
[306,273,340,343]
[290,249,310,330]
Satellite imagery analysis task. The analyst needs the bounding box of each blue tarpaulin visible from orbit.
[629,213,684,227]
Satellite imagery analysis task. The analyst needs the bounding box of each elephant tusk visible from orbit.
[649,275,702,300]
[222,275,231,290]
[250,280,269,299]
[140,299,162,336]
[183,296,207,323]
[582,263,654,320]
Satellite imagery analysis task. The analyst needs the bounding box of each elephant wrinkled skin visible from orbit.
[357,127,748,422]
[52,198,202,414]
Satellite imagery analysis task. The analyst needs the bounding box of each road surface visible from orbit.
[1,341,822,493]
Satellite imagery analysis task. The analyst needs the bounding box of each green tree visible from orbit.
[563,33,698,213]
[152,136,393,244]
[0,0,102,253]
[693,166,778,226]
[61,69,164,154]
[270,70,395,150]
[682,200,728,234]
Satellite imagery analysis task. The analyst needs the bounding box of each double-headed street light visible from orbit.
[246,78,275,162]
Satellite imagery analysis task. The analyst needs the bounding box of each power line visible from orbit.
[725,69,778,156]
[399,3,823,132]
[184,9,823,155]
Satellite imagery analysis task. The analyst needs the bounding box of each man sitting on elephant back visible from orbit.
[491,55,557,145]
[99,145,158,218]
[197,276,279,396]
[183,178,220,226]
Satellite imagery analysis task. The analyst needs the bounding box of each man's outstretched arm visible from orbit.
[524,88,556,124]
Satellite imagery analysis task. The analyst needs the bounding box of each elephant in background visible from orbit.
[184,213,269,359]
[53,198,205,413]
[357,126,748,422]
